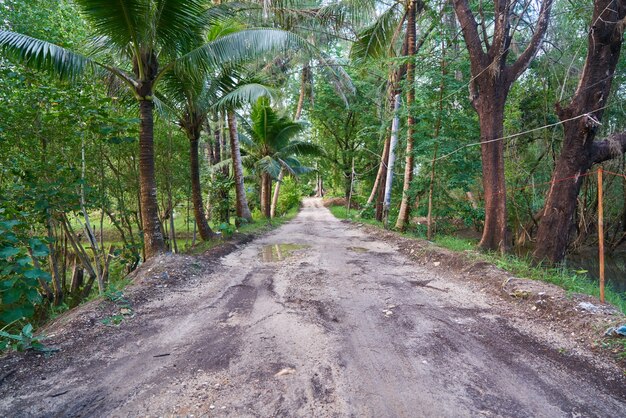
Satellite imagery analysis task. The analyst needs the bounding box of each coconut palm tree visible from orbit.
[0,0,304,258]
[159,66,272,238]
[242,98,321,218]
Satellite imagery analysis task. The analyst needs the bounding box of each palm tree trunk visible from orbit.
[270,169,285,218]
[261,172,272,218]
[395,0,417,231]
[294,63,310,120]
[384,94,401,225]
[227,111,252,223]
[138,99,166,259]
[189,133,214,241]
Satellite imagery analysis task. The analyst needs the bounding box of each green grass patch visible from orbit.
[184,206,300,256]
[328,205,383,227]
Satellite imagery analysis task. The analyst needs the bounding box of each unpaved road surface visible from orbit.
[2,198,625,417]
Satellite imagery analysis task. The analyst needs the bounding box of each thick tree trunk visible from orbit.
[270,169,285,218]
[395,0,417,231]
[189,134,214,241]
[138,98,165,258]
[453,0,554,252]
[227,111,252,223]
[477,99,509,252]
[534,0,626,264]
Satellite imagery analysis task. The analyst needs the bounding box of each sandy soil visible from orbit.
[1,198,625,417]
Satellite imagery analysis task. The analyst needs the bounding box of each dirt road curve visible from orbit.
[2,198,625,417]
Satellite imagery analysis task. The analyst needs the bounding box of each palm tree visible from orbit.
[0,0,304,258]
[159,66,273,236]
[243,98,320,218]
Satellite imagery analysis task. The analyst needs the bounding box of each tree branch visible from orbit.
[507,0,555,81]
[592,131,626,164]
[453,0,488,73]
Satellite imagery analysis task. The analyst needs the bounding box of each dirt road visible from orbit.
[1,198,625,417]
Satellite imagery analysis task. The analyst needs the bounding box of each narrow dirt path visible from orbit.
[2,198,625,417]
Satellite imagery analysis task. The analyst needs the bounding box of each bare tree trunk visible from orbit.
[395,0,418,231]
[188,133,214,240]
[138,98,165,258]
[383,94,401,225]
[227,111,252,223]
[453,0,554,252]
[270,169,285,218]
[294,63,310,120]
[367,135,390,206]
[261,172,272,218]
[477,101,509,251]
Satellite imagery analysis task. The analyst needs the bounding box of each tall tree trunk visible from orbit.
[384,94,402,224]
[367,134,390,206]
[261,172,272,218]
[476,98,509,251]
[138,98,165,258]
[227,111,252,223]
[395,0,418,231]
[270,169,285,218]
[534,0,626,264]
[294,63,310,120]
[189,132,214,241]
[453,0,554,252]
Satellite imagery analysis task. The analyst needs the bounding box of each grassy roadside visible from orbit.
[329,205,626,315]
[184,206,300,255]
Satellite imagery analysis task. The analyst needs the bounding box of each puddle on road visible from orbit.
[259,244,309,262]
[347,246,369,253]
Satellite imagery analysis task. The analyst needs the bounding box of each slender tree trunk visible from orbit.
[227,111,252,223]
[367,135,390,206]
[534,0,626,263]
[189,133,214,240]
[270,169,285,218]
[261,172,272,218]
[395,0,417,231]
[384,94,401,225]
[294,63,310,120]
[138,98,166,258]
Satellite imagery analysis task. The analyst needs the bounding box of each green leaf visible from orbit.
[1,288,22,304]
[23,268,51,281]
[29,238,49,257]
[21,323,33,338]
[0,246,20,259]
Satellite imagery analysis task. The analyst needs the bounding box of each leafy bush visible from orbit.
[276,177,302,215]
[0,215,50,326]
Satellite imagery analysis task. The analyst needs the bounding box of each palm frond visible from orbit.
[257,155,282,179]
[176,29,310,76]
[154,0,207,55]
[350,3,403,61]
[278,140,324,158]
[273,122,306,149]
[73,0,148,50]
[0,31,95,80]
[214,83,275,111]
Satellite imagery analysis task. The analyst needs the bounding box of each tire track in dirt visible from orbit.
[1,198,625,417]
